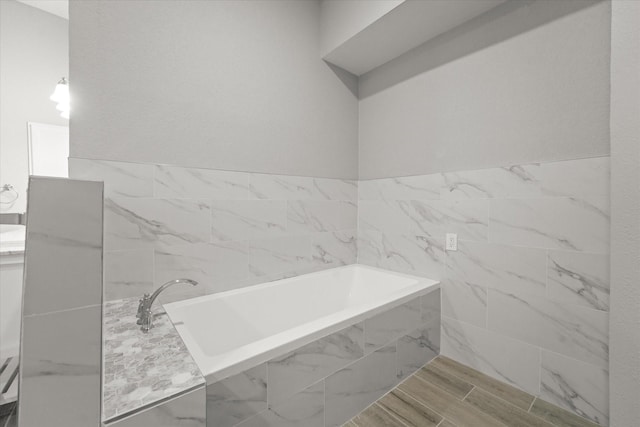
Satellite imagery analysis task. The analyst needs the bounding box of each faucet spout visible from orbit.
[136,278,198,333]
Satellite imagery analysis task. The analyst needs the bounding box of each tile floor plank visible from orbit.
[377,389,442,427]
[414,364,474,399]
[464,388,554,427]
[398,375,506,427]
[349,403,407,427]
[530,398,601,427]
[431,356,535,411]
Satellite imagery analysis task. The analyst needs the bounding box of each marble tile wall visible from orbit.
[69,158,358,303]
[357,156,611,426]
[19,177,104,427]
[205,290,440,427]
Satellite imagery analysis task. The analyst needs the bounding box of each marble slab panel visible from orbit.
[107,386,206,427]
[397,326,440,380]
[364,297,421,353]
[540,350,609,426]
[211,200,287,241]
[538,157,610,198]
[489,196,610,253]
[104,249,154,301]
[20,306,101,427]
[104,197,211,250]
[446,241,547,297]
[155,165,249,199]
[325,344,398,427]
[310,230,357,269]
[268,323,363,406]
[69,158,154,198]
[287,201,357,233]
[22,177,103,316]
[404,199,490,242]
[547,250,610,311]
[248,235,311,277]
[249,174,355,201]
[441,316,541,395]
[441,279,487,327]
[358,175,442,200]
[357,230,445,279]
[237,382,324,427]
[206,364,267,427]
[154,241,248,300]
[487,289,609,367]
[441,163,542,200]
[312,178,358,201]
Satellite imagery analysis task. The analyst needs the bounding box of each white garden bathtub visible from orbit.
[165,264,439,383]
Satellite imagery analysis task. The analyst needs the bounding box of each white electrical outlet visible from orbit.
[445,233,458,251]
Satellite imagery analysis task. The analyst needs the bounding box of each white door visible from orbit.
[27,122,69,177]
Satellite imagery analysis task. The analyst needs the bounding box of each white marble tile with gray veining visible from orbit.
[287,200,357,233]
[104,197,211,250]
[547,250,610,311]
[540,360,608,427]
[441,163,543,199]
[267,323,364,406]
[446,241,547,297]
[211,200,287,241]
[357,230,445,279]
[249,174,316,200]
[441,279,487,328]
[237,382,324,427]
[104,249,154,301]
[108,386,206,427]
[405,199,489,242]
[310,230,357,268]
[358,200,413,234]
[359,175,442,200]
[155,165,249,199]
[102,299,204,422]
[324,344,398,427]
[21,306,102,427]
[206,364,267,427]
[487,289,609,367]
[440,316,541,395]
[22,177,104,316]
[489,196,610,253]
[421,289,441,325]
[364,297,421,353]
[397,325,440,380]
[312,178,358,201]
[69,158,155,198]
[539,157,610,198]
[249,235,311,277]
[155,242,249,303]
[540,350,609,426]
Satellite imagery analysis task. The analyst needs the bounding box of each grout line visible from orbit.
[376,402,412,427]
[528,397,536,413]
[461,385,475,401]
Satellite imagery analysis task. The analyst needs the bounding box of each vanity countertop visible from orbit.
[102,297,205,423]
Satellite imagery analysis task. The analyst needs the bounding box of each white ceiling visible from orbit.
[16,0,69,20]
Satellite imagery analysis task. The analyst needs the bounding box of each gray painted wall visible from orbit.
[70,0,358,179]
[0,0,68,213]
[609,1,640,426]
[358,0,610,179]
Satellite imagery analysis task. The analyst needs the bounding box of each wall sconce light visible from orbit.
[50,77,70,119]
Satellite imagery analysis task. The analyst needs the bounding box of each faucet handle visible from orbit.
[136,293,150,322]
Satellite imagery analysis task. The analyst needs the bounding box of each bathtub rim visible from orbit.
[164,264,440,385]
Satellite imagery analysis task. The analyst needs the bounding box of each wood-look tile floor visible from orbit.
[344,356,600,427]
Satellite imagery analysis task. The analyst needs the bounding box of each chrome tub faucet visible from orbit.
[136,279,198,332]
